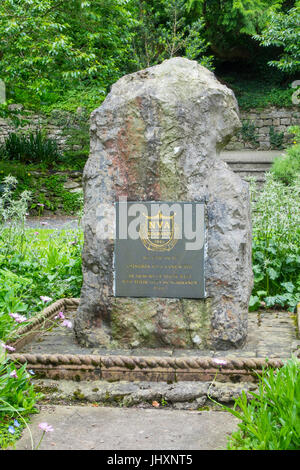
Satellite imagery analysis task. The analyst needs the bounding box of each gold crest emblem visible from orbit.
[139,210,179,251]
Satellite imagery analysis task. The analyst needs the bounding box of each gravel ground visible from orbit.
[25,216,80,230]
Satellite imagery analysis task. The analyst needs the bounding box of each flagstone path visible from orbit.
[15,406,238,450]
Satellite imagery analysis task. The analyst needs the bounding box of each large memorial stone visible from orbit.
[74,57,253,350]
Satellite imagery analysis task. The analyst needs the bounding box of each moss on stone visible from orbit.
[110,296,212,349]
[112,395,125,404]
[73,389,86,400]
[34,384,59,394]
[197,406,210,411]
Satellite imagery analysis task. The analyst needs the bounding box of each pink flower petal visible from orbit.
[213,359,227,366]
[38,422,54,433]
[62,320,72,329]
[40,296,52,303]
[9,313,27,323]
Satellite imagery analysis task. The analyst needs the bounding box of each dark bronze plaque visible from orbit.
[114,201,205,298]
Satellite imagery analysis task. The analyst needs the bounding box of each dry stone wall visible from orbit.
[0,106,87,153]
[225,107,300,151]
[0,112,68,150]
[0,105,299,153]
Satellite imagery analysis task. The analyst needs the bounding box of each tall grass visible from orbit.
[0,130,62,165]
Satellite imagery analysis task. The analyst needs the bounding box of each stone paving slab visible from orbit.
[14,406,238,450]
[20,310,299,360]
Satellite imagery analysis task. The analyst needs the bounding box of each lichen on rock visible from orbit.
[74,57,253,350]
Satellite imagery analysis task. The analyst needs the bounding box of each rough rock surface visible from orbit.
[75,57,253,350]
[34,379,258,408]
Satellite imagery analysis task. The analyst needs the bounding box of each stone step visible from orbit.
[219,150,282,185]
[235,176,266,186]
[220,150,284,163]
[238,175,266,182]
[230,168,267,180]
[230,167,269,173]
[33,378,258,408]
[226,162,272,170]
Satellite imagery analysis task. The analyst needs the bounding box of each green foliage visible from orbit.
[0,357,40,417]
[130,0,213,69]
[0,165,83,215]
[0,178,83,342]
[254,6,300,73]
[61,191,83,214]
[0,130,62,165]
[0,182,83,444]
[41,86,106,115]
[0,0,135,107]
[0,355,41,449]
[187,0,281,60]
[224,357,300,450]
[0,103,28,125]
[269,125,285,149]
[271,125,300,183]
[239,120,259,147]
[239,86,293,110]
[0,0,297,116]
[0,226,83,343]
[250,173,300,311]
[0,270,32,340]
[221,74,294,110]
[51,109,90,169]
[0,175,31,253]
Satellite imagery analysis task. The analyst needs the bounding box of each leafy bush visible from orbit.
[250,173,300,311]
[254,7,300,74]
[271,126,300,184]
[224,357,300,450]
[0,0,135,108]
[0,130,62,165]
